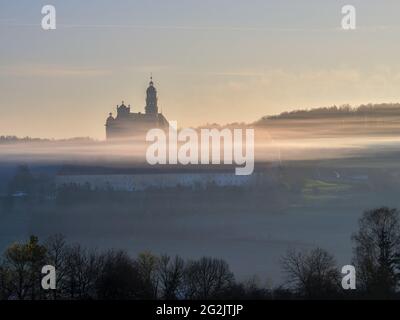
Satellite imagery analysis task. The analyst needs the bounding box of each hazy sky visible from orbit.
[2,0,400,139]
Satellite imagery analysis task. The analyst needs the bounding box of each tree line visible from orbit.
[1,207,400,300]
[258,103,400,121]
[0,136,95,144]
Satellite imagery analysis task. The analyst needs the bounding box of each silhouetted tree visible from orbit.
[3,236,47,300]
[157,255,185,299]
[134,252,159,299]
[352,207,400,298]
[240,276,272,299]
[183,257,235,299]
[281,248,340,299]
[44,234,69,299]
[0,263,12,300]
[223,276,272,300]
[62,245,103,299]
[96,250,141,299]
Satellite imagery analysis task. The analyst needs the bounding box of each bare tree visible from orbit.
[135,251,159,299]
[96,250,141,300]
[183,257,235,299]
[281,248,340,299]
[157,255,185,299]
[63,245,103,299]
[0,263,12,300]
[352,207,400,297]
[44,234,69,299]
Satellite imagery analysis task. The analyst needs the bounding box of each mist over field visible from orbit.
[3,0,400,302]
[2,113,400,284]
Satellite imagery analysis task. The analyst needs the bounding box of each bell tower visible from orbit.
[145,76,158,114]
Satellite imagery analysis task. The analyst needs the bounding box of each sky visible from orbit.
[1,0,400,139]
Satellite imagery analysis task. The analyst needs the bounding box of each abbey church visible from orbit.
[105,78,169,140]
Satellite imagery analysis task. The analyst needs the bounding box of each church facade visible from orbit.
[105,78,169,140]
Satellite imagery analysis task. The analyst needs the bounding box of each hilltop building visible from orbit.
[105,77,169,140]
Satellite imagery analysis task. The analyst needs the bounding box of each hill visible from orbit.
[256,103,400,123]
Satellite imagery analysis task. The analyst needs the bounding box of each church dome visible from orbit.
[119,101,128,109]
[106,113,114,124]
